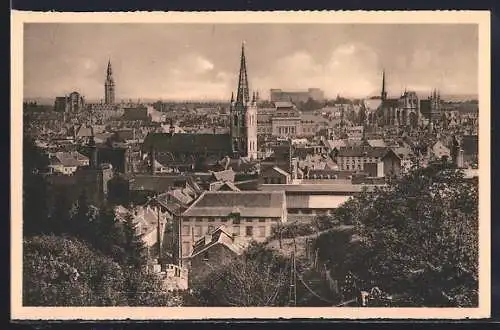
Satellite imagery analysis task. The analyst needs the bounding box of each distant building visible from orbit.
[420,89,442,123]
[53,91,85,113]
[270,88,325,103]
[376,71,420,128]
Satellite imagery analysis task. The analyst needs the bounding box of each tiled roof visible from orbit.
[324,139,347,150]
[182,191,286,218]
[130,174,188,192]
[189,225,243,258]
[274,101,295,108]
[366,139,386,148]
[337,146,389,158]
[141,132,232,154]
[212,169,235,182]
[363,99,383,111]
[259,183,382,193]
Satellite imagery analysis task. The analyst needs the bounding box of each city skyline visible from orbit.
[24,23,478,101]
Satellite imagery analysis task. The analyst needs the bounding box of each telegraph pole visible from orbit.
[288,251,297,306]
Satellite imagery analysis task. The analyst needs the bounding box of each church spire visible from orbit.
[236,42,250,104]
[381,69,387,101]
[107,59,113,80]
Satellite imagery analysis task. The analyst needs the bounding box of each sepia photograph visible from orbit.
[11,10,490,320]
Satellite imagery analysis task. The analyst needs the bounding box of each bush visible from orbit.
[271,221,316,239]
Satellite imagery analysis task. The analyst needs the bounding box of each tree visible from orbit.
[23,137,50,236]
[324,163,479,307]
[91,205,126,264]
[122,212,146,269]
[23,235,127,306]
[191,242,290,306]
[23,235,182,306]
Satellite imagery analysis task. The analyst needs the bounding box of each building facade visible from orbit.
[270,88,325,103]
[179,191,287,259]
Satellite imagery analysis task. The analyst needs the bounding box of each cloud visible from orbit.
[253,43,381,98]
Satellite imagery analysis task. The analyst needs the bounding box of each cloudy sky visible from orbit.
[24,23,478,101]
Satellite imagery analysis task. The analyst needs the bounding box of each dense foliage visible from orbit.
[22,137,180,306]
[314,163,479,307]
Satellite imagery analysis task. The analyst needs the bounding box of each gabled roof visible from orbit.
[212,169,236,182]
[363,99,383,111]
[365,139,386,148]
[323,139,347,150]
[189,225,243,258]
[182,191,286,218]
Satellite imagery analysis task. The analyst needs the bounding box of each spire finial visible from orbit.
[236,42,250,104]
[381,69,387,101]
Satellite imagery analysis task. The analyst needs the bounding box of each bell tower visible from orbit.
[230,42,258,159]
[105,59,115,104]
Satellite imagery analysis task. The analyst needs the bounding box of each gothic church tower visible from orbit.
[105,59,115,104]
[230,42,258,160]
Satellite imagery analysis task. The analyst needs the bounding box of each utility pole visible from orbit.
[288,251,297,307]
[156,195,161,262]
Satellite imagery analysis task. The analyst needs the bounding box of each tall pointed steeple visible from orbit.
[107,59,113,78]
[236,42,250,104]
[229,42,257,160]
[381,69,387,101]
[105,59,115,104]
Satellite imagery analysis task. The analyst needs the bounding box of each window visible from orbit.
[258,226,266,237]
[181,225,190,236]
[202,251,209,261]
[194,225,202,236]
[208,225,214,233]
[208,218,215,222]
[246,226,253,237]
[233,226,240,236]
[182,242,191,256]
[221,218,228,223]
[259,218,266,222]
[246,218,253,222]
[233,217,240,225]
[195,217,202,222]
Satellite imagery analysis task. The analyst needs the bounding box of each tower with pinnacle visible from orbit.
[105,59,115,104]
[230,42,258,160]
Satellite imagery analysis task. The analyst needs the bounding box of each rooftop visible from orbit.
[182,191,286,218]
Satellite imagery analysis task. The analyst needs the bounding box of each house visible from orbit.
[260,166,291,184]
[431,141,451,161]
[114,204,169,259]
[48,152,83,175]
[335,147,389,172]
[187,225,245,287]
[179,191,287,259]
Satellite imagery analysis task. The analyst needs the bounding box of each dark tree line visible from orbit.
[22,136,179,306]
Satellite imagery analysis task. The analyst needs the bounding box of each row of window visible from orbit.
[183,217,272,223]
[339,157,379,163]
[181,225,267,238]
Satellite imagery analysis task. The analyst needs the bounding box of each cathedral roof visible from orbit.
[142,133,232,155]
